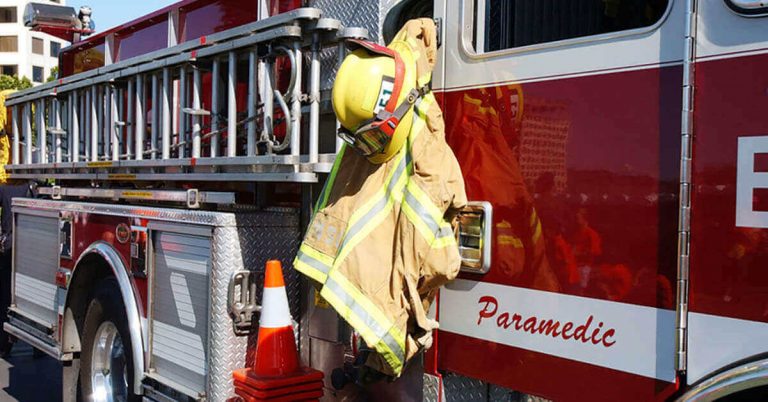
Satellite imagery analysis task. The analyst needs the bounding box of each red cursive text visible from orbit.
[477,296,617,348]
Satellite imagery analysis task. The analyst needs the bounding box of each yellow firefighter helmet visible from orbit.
[332,39,418,164]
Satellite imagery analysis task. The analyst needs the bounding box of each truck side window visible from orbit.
[476,0,670,52]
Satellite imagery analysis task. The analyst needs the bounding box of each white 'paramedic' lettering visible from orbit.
[736,136,768,228]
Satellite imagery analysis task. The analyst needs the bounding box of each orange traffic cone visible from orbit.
[233,260,324,401]
[254,260,299,377]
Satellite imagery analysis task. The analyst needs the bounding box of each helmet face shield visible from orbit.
[339,122,395,157]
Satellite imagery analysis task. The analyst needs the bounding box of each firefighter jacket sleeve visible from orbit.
[294,18,467,377]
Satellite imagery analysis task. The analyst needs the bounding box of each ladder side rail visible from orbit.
[111,86,120,161]
[247,49,257,157]
[291,41,303,160]
[135,75,145,161]
[81,91,89,161]
[178,66,188,159]
[151,73,159,160]
[115,87,124,160]
[309,32,321,164]
[192,66,202,158]
[102,86,110,161]
[89,87,97,161]
[162,68,171,160]
[55,98,63,164]
[262,57,274,153]
[22,103,31,165]
[71,92,79,163]
[127,80,135,160]
[227,51,237,157]
[11,106,18,165]
[37,99,46,164]
[97,86,105,160]
[210,59,220,158]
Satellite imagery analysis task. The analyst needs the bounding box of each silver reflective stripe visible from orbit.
[339,156,408,252]
[404,188,454,240]
[323,276,405,362]
[296,249,330,276]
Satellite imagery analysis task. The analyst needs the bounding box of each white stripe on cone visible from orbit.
[260,286,293,328]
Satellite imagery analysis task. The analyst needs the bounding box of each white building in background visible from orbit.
[0,0,67,85]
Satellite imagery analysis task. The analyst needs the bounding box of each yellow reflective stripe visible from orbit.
[293,244,333,284]
[335,150,409,265]
[316,145,347,211]
[295,259,326,284]
[402,183,457,250]
[320,270,406,373]
[409,95,434,144]
[530,208,538,228]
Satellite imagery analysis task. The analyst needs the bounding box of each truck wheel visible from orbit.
[80,278,139,402]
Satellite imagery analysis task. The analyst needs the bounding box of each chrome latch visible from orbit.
[457,202,493,274]
[227,270,262,336]
[186,189,200,209]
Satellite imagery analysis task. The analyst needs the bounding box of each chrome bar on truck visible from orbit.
[11,105,19,165]
[89,86,98,162]
[37,99,46,164]
[110,86,120,161]
[126,79,135,160]
[227,51,237,157]
[247,49,257,157]
[178,66,187,159]
[135,75,145,161]
[162,67,171,160]
[151,73,159,160]
[192,66,202,158]
[210,58,220,158]
[22,103,31,165]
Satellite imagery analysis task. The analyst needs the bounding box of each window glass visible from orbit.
[32,66,43,82]
[477,0,669,52]
[32,37,44,55]
[0,36,17,52]
[0,7,16,23]
[50,41,61,58]
[0,65,16,76]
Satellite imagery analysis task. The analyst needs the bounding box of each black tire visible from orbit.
[79,278,140,402]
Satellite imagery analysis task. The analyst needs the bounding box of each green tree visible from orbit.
[0,75,32,91]
[46,67,59,83]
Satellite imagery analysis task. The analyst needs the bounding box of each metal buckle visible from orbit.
[227,270,262,336]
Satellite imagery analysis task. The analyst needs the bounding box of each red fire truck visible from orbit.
[4,0,768,401]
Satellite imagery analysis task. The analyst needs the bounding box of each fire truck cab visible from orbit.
[3,0,768,401]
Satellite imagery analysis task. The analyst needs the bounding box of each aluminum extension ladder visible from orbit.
[5,8,367,183]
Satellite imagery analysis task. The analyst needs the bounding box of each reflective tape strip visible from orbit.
[335,149,410,265]
[402,181,457,249]
[294,244,332,284]
[320,271,405,372]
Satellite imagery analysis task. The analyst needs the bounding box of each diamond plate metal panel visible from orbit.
[208,208,300,402]
[208,225,248,402]
[489,384,519,402]
[424,373,442,402]
[308,0,403,91]
[443,372,488,402]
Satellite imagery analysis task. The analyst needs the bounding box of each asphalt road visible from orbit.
[0,342,61,402]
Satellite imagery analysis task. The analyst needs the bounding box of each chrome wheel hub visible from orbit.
[90,321,128,402]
